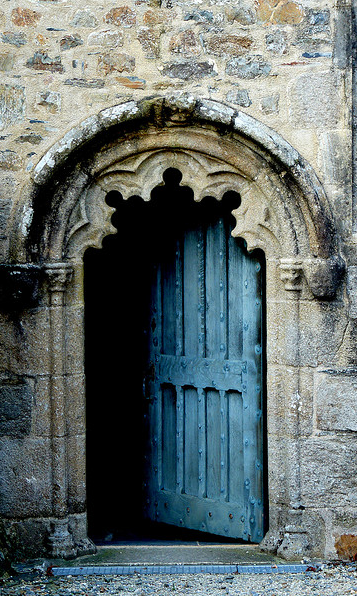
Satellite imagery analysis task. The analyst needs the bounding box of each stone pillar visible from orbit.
[277,258,309,559]
[45,263,77,558]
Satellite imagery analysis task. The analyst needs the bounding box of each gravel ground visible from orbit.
[1,564,357,596]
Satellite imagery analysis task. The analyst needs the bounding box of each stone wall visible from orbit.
[0,0,356,563]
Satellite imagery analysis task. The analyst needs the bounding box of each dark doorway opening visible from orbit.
[84,169,266,544]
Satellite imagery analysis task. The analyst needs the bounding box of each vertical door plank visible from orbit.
[175,238,184,358]
[197,387,206,499]
[220,389,228,501]
[219,219,228,361]
[162,243,176,356]
[206,218,227,359]
[242,252,263,540]
[175,239,184,499]
[183,229,200,358]
[155,382,163,492]
[227,236,245,528]
[228,390,244,504]
[228,236,244,361]
[162,384,177,491]
[251,256,264,540]
[182,226,204,501]
[184,387,199,497]
[197,227,206,357]
[176,385,184,495]
[196,228,206,499]
[206,388,221,500]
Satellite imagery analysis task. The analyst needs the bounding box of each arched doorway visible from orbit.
[6,97,344,559]
[84,168,266,544]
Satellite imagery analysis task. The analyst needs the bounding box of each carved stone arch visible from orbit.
[9,97,344,298]
[3,96,347,560]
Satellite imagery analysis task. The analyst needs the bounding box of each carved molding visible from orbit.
[97,149,247,202]
[63,146,345,299]
[231,186,280,253]
[22,99,342,298]
[64,148,288,261]
[65,149,253,259]
[65,185,116,259]
[11,96,341,274]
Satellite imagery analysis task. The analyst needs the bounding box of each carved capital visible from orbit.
[45,263,73,293]
[279,259,303,292]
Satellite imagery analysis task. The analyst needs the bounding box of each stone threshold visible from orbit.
[52,563,314,576]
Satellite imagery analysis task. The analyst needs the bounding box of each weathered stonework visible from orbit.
[26,51,64,73]
[97,52,135,75]
[71,10,99,29]
[225,55,272,79]
[87,29,124,48]
[0,84,25,131]
[37,90,61,113]
[104,7,136,27]
[0,150,22,171]
[1,31,27,47]
[256,0,304,25]
[0,0,355,566]
[11,8,41,28]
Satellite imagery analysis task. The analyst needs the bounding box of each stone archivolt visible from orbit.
[47,101,342,298]
[11,97,339,275]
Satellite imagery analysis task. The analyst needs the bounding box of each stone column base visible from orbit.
[259,530,284,554]
[277,525,310,560]
[48,517,97,559]
[48,519,77,559]
[0,514,97,560]
[276,510,311,561]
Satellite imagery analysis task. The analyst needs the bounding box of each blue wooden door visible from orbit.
[144,196,264,542]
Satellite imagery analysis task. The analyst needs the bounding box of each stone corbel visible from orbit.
[302,256,345,299]
[0,264,42,311]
